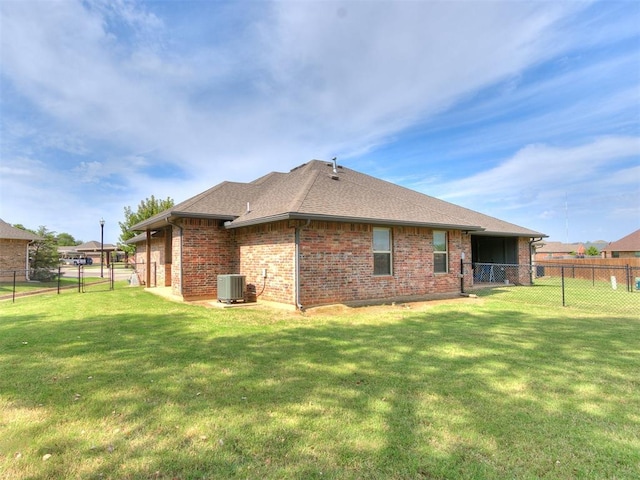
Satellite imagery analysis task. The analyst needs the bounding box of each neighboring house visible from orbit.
[602,229,640,259]
[533,240,607,260]
[132,160,546,307]
[75,241,118,266]
[0,218,42,281]
[534,241,585,260]
[59,241,118,265]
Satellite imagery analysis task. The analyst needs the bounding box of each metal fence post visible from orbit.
[561,266,566,307]
[12,271,16,303]
[460,258,465,294]
[57,266,61,294]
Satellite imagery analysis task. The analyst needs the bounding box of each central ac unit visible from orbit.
[217,274,246,303]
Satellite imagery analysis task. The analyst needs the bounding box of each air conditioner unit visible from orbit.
[217,274,246,303]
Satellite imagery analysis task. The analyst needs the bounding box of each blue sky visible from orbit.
[1,0,638,245]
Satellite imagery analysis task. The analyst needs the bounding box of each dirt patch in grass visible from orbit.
[304,295,483,316]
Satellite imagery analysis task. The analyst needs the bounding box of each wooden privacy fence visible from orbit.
[536,259,640,285]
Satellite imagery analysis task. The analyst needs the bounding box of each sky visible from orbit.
[1,0,639,245]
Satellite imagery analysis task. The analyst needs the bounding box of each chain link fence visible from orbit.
[465,262,640,316]
[0,263,156,303]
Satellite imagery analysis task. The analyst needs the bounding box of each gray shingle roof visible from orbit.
[132,160,546,237]
[0,219,42,241]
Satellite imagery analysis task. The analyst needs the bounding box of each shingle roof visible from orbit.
[0,219,42,241]
[132,180,279,230]
[125,231,162,244]
[76,241,117,251]
[534,241,581,253]
[602,229,640,253]
[132,160,546,237]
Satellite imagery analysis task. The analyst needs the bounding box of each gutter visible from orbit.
[226,212,484,232]
[295,219,311,311]
[26,239,36,281]
[132,211,235,232]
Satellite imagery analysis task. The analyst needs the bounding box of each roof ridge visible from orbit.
[288,165,321,212]
[175,180,241,211]
[250,171,285,185]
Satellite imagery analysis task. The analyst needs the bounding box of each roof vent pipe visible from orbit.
[332,157,337,174]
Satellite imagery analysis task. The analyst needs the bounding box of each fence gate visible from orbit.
[79,265,115,292]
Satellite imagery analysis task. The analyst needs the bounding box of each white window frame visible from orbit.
[433,230,448,274]
[373,227,392,276]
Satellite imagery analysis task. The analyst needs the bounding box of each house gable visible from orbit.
[603,229,640,258]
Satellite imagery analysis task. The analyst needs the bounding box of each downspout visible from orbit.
[295,219,311,311]
[26,240,36,281]
[529,237,543,284]
[166,218,183,296]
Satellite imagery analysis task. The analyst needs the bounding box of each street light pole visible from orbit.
[100,218,105,278]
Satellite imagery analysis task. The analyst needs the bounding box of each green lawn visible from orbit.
[1,288,639,479]
[0,275,107,296]
[474,276,640,315]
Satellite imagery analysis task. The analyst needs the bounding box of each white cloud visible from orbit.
[0,0,585,174]
[0,160,39,177]
[435,136,640,202]
[1,0,636,242]
[259,1,579,145]
[423,136,640,239]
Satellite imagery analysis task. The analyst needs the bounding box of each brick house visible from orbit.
[125,231,171,286]
[131,160,545,308]
[602,229,640,259]
[0,218,42,281]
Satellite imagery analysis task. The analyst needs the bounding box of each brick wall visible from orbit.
[296,222,471,306]
[608,251,640,259]
[235,221,295,304]
[517,237,533,284]
[132,233,168,287]
[178,218,237,300]
[0,239,30,281]
[171,226,181,293]
[149,218,534,307]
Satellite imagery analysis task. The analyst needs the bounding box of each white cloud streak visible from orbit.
[437,136,640,201]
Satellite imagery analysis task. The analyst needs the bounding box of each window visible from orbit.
[433,231,448,273]
[373,227,392,275]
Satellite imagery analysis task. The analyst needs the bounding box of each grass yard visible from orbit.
[0,276,106,296]
[474,276,640,315]
[1,288,639,479]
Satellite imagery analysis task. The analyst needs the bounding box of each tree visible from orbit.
[586,246,599,256]
[12,224,35,234]
[29,226,60,281]
[118,195,174,254]
[56,232,82,246]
